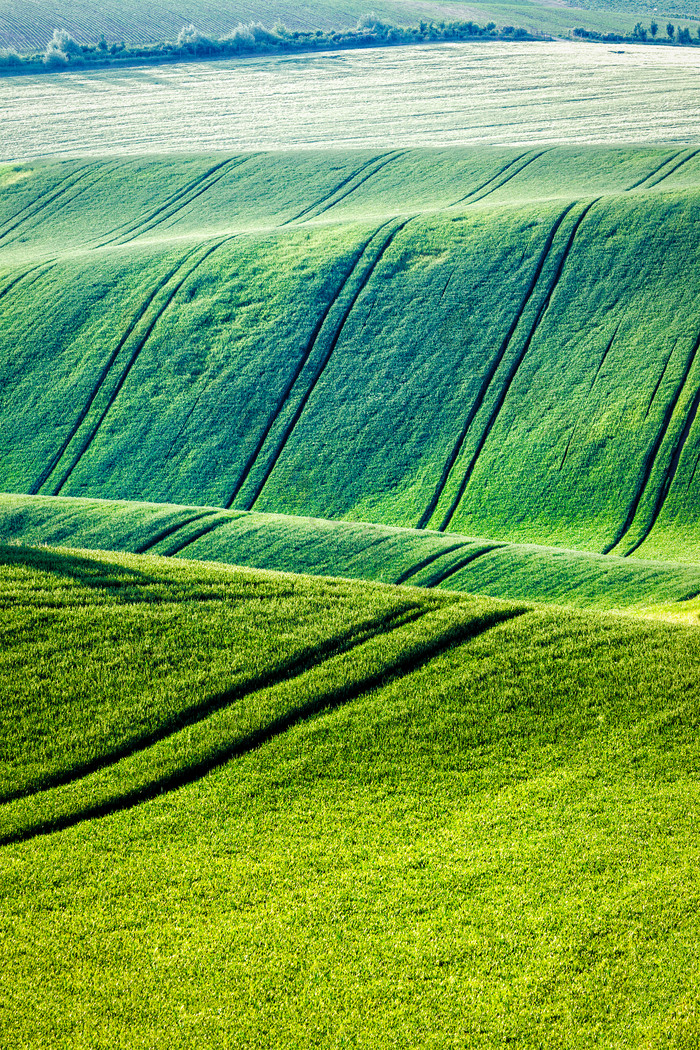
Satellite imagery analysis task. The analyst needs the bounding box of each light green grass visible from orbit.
[2,543,700,1046]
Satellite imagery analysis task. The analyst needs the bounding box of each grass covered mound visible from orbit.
[4,493,700,609]
[3,148,700,559]
[1,543,700,1046]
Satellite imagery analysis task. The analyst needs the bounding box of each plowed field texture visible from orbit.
[3,37,700,1049]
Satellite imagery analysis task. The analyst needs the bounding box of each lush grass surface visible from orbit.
[2,543,700,1046]
[4,494,700,609]
[3,148,700,560]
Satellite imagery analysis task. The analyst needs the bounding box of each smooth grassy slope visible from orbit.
[4,148,700,560]
[2,544,700,1046]
[5,492,700,609]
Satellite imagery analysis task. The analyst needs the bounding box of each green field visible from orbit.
[2,544,700,1046]
[4,39,700,1048]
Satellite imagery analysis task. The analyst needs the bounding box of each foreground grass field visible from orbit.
[1,543,700,1046]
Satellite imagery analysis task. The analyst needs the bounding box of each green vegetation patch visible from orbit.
[2,544,700,1045]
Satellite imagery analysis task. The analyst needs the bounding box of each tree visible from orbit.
[632,22,647,40]
[650,21,658,37]
[678,26,692,43]
[667,22,675,39]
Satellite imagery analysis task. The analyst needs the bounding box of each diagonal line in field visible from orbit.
[0,262,47,302]
[416,200,578,530]
[50,239,233,495]
[645,148,700,188]
[0,603,431,809]
[625,150,682,191]
[134,511,222,554]
[160,515,232,556]
[559,321,621,472]
[282,152,398,225]
[304,150,411,220]
[460,149,551,206]
[0,162,96,242]
[231,217,411,511]
[28,245,202,495]
[438,198,600,532]
[1,607,526,845]
[603,325,700,556]
[448,151,531,206]
[111,157,254,245]
[424,545,503,587]
[395,543,468,585]
[93,157,245,248]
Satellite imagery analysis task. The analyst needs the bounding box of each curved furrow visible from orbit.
[608,326,700,557]
[439,199,600,532]
[425,545,503,588]
[626,150,681,191]
[559,321,621,473]
[93,157,242,248]
[110,157,253,245]
[395,543,467,585]
[29,245,202,496]
[245,217,413,510]
[223,227,388,509]
[0,163,98,245]
[283,152,398,225]
[449,151,530,206]
[646,148,700,188]
[161,515,232,556]
[0,262,46,302]
[134,511,221,554]
[0,164,89,236]
[416,201,577,530]
[51,239,233,496]
[305,150,411,221]
[462,149,551,206]
[0,607,523,846]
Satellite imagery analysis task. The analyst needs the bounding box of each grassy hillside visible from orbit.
[3,147,700,564]
[2,543,700,1046]
[4,493,700,609]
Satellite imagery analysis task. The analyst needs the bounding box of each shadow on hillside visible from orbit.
[0,542,155,591]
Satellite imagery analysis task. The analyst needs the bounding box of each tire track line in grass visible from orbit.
[0,602,432,809]
[626,150,682,191]
[416,200,578,530]
[0,163,91,238]
[604,326,700,556]
[0,261,47,302]
[302,150,411,221]
[282,152,398,225]
[163,515,233,556]
[93,157,246,248]
[109,157,254,246]
[50,238,233,496]
[134,510,222,554]
[438,199,600,532]
[0,606,526,844]
[223,228,384,508]
[395,543,468,585]
[448,151,530,207]
[0,163,100,246]
[644,346,674,419]
[645,148,700,188]
[228,217,411,510]
[424,545,504,587]
[459,149,551,206]
[29,244,202,495]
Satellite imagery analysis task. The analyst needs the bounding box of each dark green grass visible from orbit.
[4,149,700,560]
[2,544,700,1046]
[4,494,700,610]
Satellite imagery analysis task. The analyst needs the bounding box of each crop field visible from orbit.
[4,34,700,1048]
[4,42,700,162]
[4,146,700,563]
[0,0,677,54]
[2,545,700,1046]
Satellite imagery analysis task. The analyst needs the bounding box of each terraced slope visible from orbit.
[2,545,700,1046]
[3,147,700,567]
